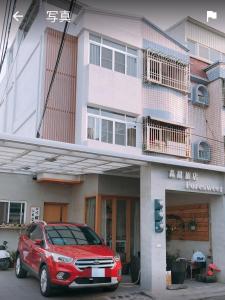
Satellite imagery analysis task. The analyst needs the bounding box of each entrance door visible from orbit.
[43,203,68,222]
[101,197,131,263]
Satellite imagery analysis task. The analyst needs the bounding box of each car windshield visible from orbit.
[45,225,102,246]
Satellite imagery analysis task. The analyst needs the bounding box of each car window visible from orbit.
[30,225,43,241]
[45,225,102,246]
[26,224,36,238]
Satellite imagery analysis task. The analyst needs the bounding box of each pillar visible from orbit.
[140,164,166,295]
[211,194,225,282]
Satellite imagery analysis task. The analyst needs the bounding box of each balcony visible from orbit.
[143,50,190,93]
[143,117,191,158]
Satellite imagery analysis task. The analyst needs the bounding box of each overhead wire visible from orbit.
[36,0,77,138]
[0,0,10,63]
[0,0,17,74]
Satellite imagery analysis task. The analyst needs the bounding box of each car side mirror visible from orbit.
[34,239,43,246]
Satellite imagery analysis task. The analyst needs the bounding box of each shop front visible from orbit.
[140,163,225,296]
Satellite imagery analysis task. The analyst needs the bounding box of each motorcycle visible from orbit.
[0,241,11,270]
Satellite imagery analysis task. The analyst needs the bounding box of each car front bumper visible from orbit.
[68,276,118,288]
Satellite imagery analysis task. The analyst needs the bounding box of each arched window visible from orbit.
[192,84,209,106]
[194,141,211,162]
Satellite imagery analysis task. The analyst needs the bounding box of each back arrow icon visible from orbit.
[13,11,23,22]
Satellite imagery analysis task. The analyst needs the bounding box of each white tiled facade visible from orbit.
[2,2,225,296]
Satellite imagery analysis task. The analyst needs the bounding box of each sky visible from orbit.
[0,0,225,76]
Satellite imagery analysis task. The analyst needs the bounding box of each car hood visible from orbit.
[49,244,115,259]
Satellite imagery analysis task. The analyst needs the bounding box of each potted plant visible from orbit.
[188,218,197,232]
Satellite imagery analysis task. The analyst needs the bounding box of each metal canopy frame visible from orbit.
[0,134,146,176]
[0,133,225,177]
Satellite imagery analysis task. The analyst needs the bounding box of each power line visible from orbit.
[0,0,12,70]
[0,0,10,60]
[0,0,17,74]
[0,30,25,106]
[36,0,77,138]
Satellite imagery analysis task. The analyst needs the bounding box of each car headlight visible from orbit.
[51,253,73,263]
[114,253,121,262]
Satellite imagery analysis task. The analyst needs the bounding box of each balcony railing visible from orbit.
[143,50,190,93]
[143,117,191,158]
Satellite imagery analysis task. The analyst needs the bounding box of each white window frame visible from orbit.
[87,108,136,147]
[89,34,138,77]
[0,200,26,224]
[187,39,225,63]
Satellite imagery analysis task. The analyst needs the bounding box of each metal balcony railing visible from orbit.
[143,50,190,93]
[143,117,191,158]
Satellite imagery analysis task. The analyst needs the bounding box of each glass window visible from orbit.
[116,200,126,262]
[89,34,138,77]
[0,202,8,224]
[90,44,100,66]
[210,49,221,62]
[101,109,125,120]
[86,198,96,230]
[127,123,136,147]
[115,52,125,74]
[89,33,101,43]
[187,39,196,55]
[127,47,137,56]
[199,44,209,60]
[115,122,126,145]
[30,225,43,241]
[101,47,113,70]
[45,225,102,246]
[9,202,25,224]
[127,56,137,77]
[103,38,126,52]
[87,116,100,140]
[101,119,113,143]
[101,199,112,247]
[87,106,100,115]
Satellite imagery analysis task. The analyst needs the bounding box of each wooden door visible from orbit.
[44,203,68,222]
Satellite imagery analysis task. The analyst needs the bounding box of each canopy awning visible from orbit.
[0,134,146,177]
[0,133,224,178]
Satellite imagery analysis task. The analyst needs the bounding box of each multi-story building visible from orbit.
[1,1,225,295]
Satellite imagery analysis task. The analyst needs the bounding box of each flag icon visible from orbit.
[207,11,217,22]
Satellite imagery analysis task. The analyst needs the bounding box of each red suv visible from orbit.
[15,222,122,296]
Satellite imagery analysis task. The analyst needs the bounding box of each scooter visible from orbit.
[0,241,11,270]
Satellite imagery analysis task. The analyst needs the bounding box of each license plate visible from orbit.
[91,268,105,277]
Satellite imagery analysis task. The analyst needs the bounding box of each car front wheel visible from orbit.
[40,265,52,297]
[15,255,27,278]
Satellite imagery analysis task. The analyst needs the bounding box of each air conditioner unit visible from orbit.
[192,84,209,106]
[193,142,211,162]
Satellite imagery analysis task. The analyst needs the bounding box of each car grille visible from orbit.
[74,277,111,284]
[74,258,114,270]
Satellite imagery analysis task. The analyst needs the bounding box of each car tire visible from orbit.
[103,284,119,292]
[40,265,52,297]
[15,255,27,278]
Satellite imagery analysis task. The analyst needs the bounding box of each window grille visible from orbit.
[143,117,191,157]
[143,50,190,93]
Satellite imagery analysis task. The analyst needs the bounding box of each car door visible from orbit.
[29,225,45,273]
[21,224,36,267]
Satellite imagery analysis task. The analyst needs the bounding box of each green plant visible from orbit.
[10,251,17,264]
[188,218,197,231]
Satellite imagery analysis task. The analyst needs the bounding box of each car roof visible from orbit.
[44,222,87,227]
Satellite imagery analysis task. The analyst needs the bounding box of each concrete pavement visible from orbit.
[1,269,225,300]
